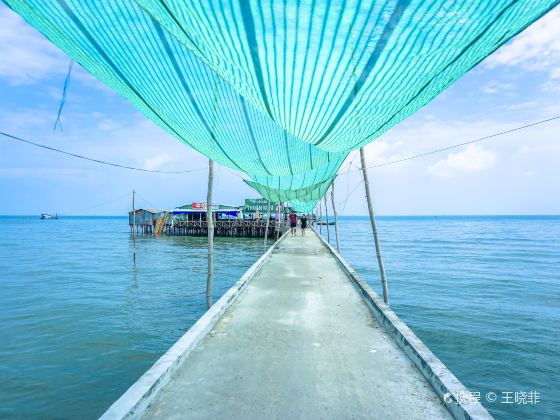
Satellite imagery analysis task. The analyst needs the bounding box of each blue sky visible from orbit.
[0,4,558,215]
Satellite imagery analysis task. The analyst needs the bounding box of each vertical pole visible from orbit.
[331,183,340,253]
[360,147,388,304]
[281,202,284,235]
[276,202,282,240]
[324,195,330,243]
[206,159,214,309]
[132,190,136,263]
[132,190,136,237]
[318,200,323,235]
[264,200,271,248]
[275,203,279,240]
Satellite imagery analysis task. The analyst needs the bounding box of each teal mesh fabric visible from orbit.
[135,1,559,151]
[4,0,558,208]
[245,177,334,204]
[287,200,317,214]
[250,157,346,192]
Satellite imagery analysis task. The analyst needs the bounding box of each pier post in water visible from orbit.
[206,159,214,309]
[132,190,136,263]
[132,190,136,238]
[331,183,340,253]
[264,200,271,248]
[359,147,388,304]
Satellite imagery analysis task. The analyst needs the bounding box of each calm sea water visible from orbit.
[0,216,266,419]
[0,216,558,419]
[320,216,559,420]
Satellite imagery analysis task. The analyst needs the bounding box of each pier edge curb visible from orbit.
[312,227,493,420]
[99,230,290,420]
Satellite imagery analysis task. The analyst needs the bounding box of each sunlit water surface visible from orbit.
[320,215,559,419]
[1,215,558,419]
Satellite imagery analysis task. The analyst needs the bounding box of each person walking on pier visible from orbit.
[300,214,308,236]
[289,210,298,236]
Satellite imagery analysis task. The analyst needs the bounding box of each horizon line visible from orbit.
[1,213,558,217]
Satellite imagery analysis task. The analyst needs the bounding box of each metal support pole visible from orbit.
[331,183,340,253]
[324,196,330,243]
[206,159,214,309]
[359,147,388,304]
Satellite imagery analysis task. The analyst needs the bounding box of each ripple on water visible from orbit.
[0,216,266,419]
[322,216,559,420]
[0,216,558,419]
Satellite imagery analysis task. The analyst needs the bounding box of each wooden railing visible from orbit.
[165,219,287,238]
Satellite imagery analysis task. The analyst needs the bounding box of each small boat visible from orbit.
[40,213,58,220]
[316,220,335,225]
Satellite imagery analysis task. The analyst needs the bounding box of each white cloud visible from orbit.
[0,109,53,129]
[71,65,117,94]
[428,144,496,177]
[0,167,94,181]
[362,139,408,167]
[0,4,112,95]
[143,154,172,170]
[96,119,123,131]
[516,145,530,155]
[508,101,538,110]
[539,80,560,93]
[365,118,508,168]
[0,6,67,84]
[485,7,560,80]
[481,81,512,94]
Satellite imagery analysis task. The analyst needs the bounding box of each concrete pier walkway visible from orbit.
[141,232,452,419]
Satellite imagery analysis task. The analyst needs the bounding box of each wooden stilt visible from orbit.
[331,183,340,253]
[359,147,388,305]
[206,159,214,309]
[264,200,271,248]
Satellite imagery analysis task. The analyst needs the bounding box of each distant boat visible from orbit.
[40,213,58,220]
[316,220,335,225]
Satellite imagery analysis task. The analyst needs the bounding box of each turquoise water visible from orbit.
[0,216,558,419]
[0,216,266,419]
[320,216,559,419]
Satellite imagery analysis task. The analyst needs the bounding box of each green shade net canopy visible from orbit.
[135,0,558,151]
[246,177,334,205]
[288,200,319,214]
[4,0,558,209]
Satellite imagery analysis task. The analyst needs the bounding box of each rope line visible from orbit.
[348,115,560,172]
[2,113,558,209]
[340,178,364,214]
[58,191,131,215]
[134,191,158,209]
[0,131,204,174]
